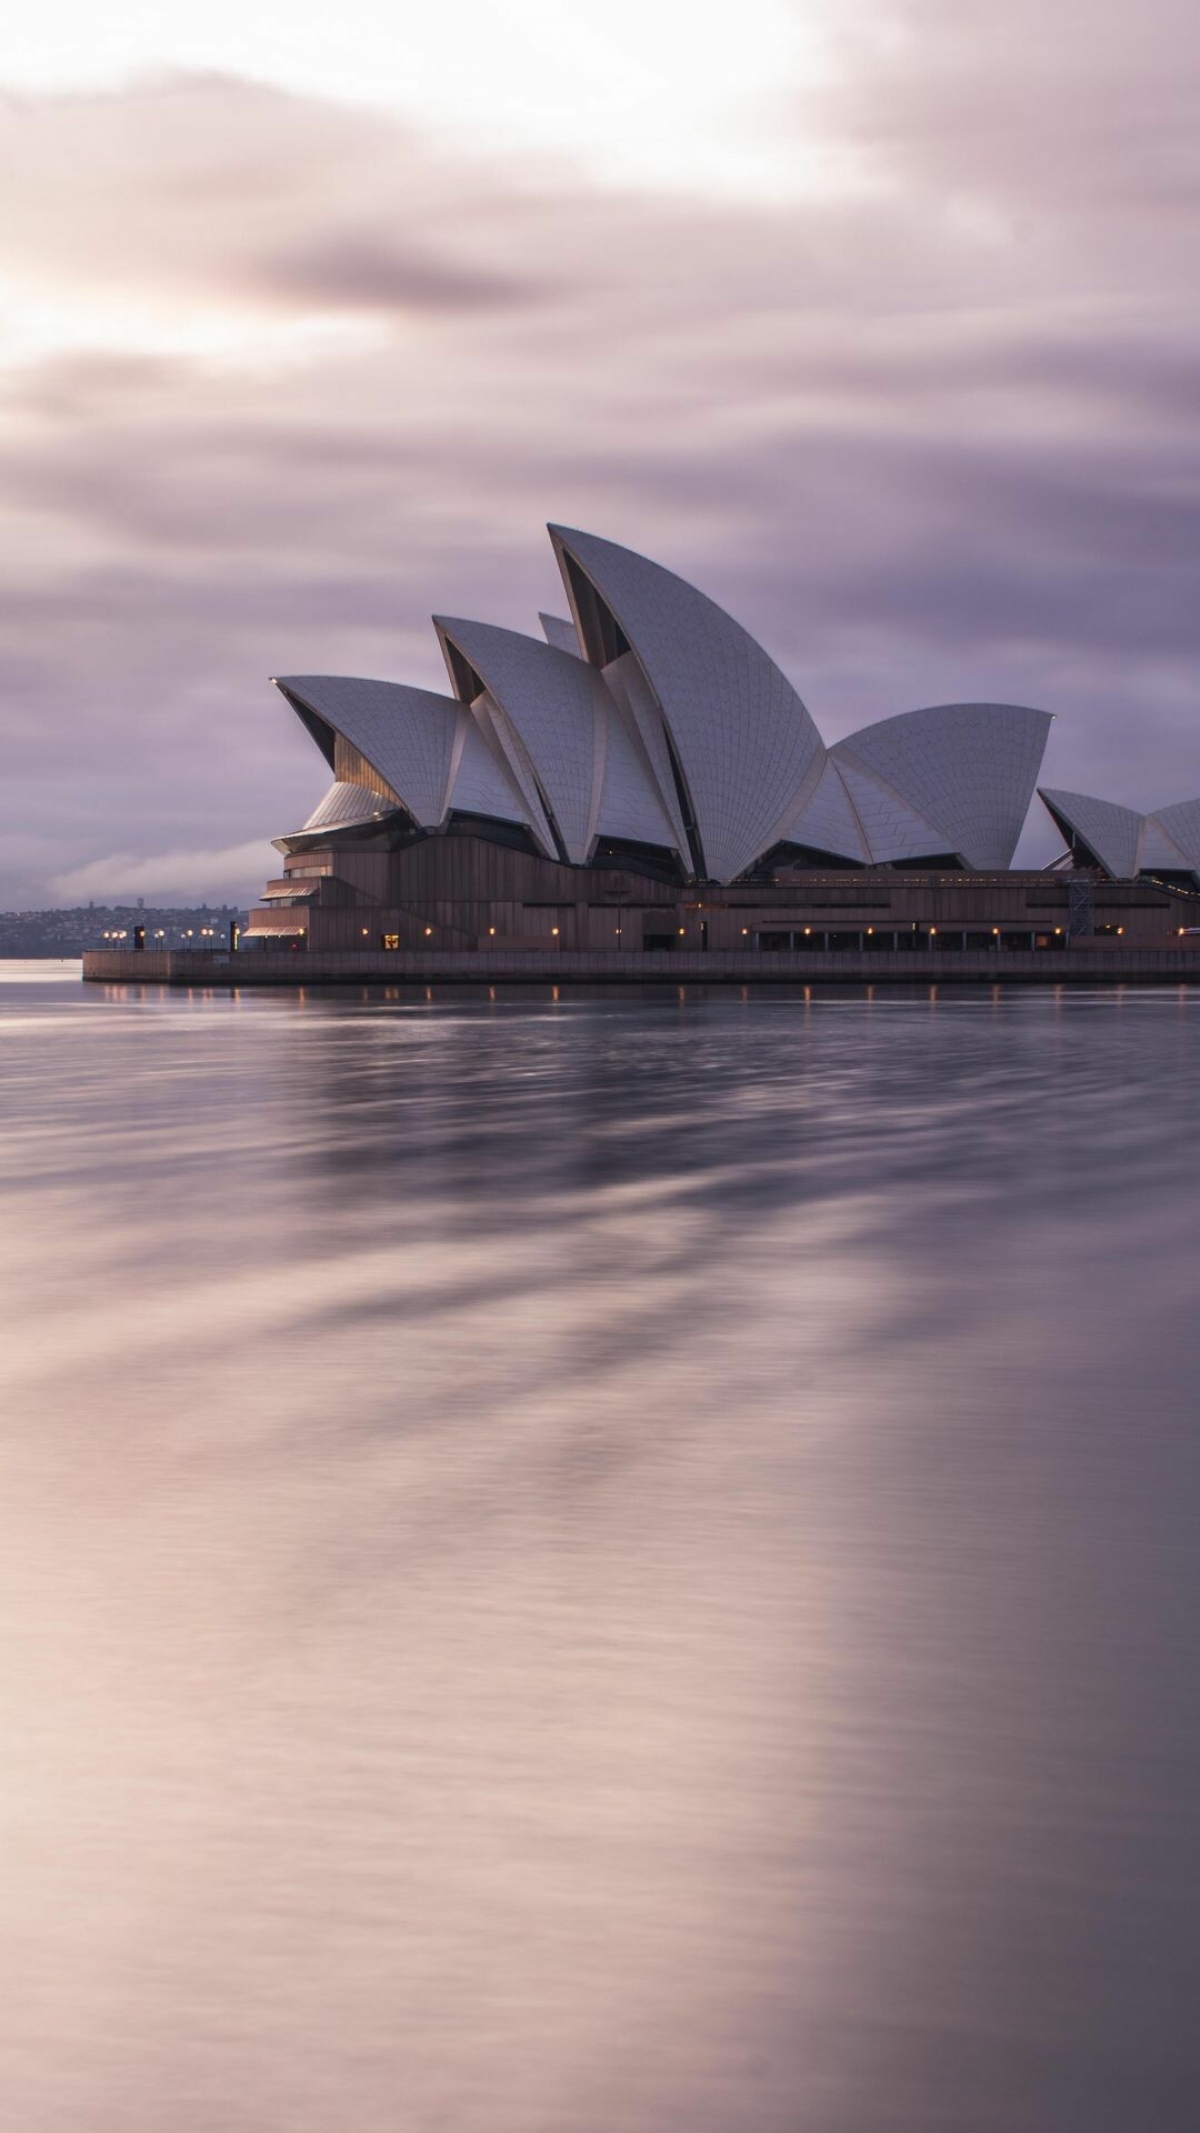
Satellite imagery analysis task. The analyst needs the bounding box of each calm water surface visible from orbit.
[2,963,1199,2131]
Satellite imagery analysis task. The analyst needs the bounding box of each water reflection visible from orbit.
[0,972,1198,2132]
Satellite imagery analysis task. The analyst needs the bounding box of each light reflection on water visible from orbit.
[1,969,1199,2132]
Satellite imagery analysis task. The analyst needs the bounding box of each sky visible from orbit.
[1,0,1197,903]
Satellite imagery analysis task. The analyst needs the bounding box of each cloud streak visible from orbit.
[49,842,279,905]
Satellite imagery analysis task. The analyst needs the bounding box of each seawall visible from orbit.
[82,946,1200,987]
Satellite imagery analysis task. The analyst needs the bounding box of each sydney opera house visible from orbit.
[242,526,1200,963]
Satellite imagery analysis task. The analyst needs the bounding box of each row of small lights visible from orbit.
[336,919,1200,947]
[733,924,1073,939]
[101,926,219,940]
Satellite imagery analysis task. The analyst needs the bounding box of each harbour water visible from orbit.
[2,963,1199,2130]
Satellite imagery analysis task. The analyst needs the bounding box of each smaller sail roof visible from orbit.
[836,704,1053,869]
[1039,789,1142,878]
[1151,798,1200,870]
[833,755,950,864]
[539,613,582,658]
[781,757,869,862]
[447,713,530,828]
[434,618,607,863]
[1136,815,1191,872]
[275,676,459,827]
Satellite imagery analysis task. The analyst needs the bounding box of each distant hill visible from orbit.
[0,905,246,956]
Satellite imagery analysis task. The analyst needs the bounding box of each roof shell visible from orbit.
[434,617,607,863]
[600,650,691,857]
[1136,814,1191,872]
[539,613,582,658]
[1039,788,1142,878]
[833,754,951,864]
[549,525,825,882]
[447,710,531,829]
[781,756,869,862]
[275,676,459,827]
[1151,797,1200,871]
[835,704,1053,869]
[594,689,683,852]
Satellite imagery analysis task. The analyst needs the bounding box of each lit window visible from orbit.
[383,934,400,951]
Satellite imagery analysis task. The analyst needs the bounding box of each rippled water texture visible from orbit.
[2,963,1199,2131]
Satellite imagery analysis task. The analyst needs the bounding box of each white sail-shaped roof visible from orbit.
[539,613,582,658]
[549,526,824,883]
[1039,789,1142,878]
[275,677,459,827]
[835,704,1052,869]
[782,756,869,862]
[434,618,606,864]
[832,756,950,863]
[466,691,558,855]
[1137,815,1190,872]
[447,711,530,830]
[600,650,691,857]
[1039,790,1200,882]
[1151,798,1200,872]
[595,691,682,851]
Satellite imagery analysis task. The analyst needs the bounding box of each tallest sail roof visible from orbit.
[549,525,825,883]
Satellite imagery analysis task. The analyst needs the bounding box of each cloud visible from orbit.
[1,31,1198,902]
[48,842,279,906]
[257,237,544,315]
